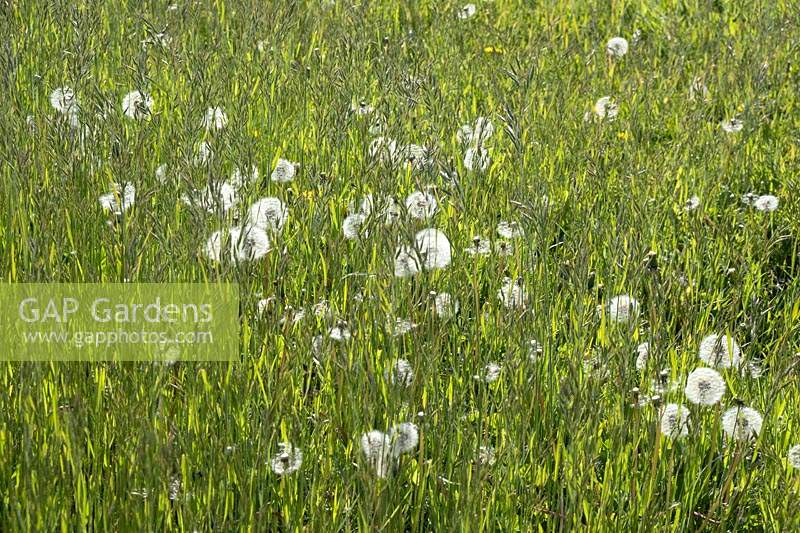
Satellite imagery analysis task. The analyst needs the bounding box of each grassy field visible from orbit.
[2,0,800,530]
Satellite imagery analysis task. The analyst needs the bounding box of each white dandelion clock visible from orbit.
[498,277,527,309]
[98,182,136,216]
[722,406,763,442]
[394,245,421,278]
[405,190,438,220]
[788,445,800,469]
[183,181,238,213]
[433,292,459,318]
[400,144,430,170]
[50,87,77,114]
[122,90,153,119]
[342,213,367,240]
[635,342,650,371]
[753,195,779,212]
[390,318,417,337]
[328,321,351,342]
[248,197,288,232]
[478,362,501,383]
[684,195,701,211]
[360,430,392,478]
[659,404,690,439]
[721,117,744,133]
[457,3,476,19]
[155,163,168,183]
[269,442,303,476]
[592,96,618,121]
[202,106,228,130]
[604,295,639,323]
[415,228,452,270]
[496,220,524,239]
[256,298,270,316]
[464,146,491,172]
[698,334,741,369]
[465,235,491,256]
[457,116,494,146]
[684,367,726,406]
[385,359,414,387]
[494,240,515,257]
[389,423,419,457]
[349,194,374,216]
[271,158,297,183]
[606,37,629,58]
[350,101,374,116]
[203,225,271,263]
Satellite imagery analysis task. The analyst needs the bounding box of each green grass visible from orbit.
[2,0,800,530]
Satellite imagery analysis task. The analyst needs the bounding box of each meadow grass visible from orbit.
[1,0,800,530]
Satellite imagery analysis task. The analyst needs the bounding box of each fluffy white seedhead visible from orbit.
[698,334,741,369]
[122,90,153,119]
[753,195,779,212]
[457,3,477,19]
[592,96,618,120]
[394,245,421,278]
[203,106,228,130]
[183,181,238,213]
[50,87,77,114]
[248,197,288,232]
[415,228,452,270]
[722,406,763,442]
[659,403,690,439]
[342,213,367,240]
[635,342,650,371]
[433,292,459,318]
[788,445,800,469]
[496,220,524,239]
[203,225,271,263]
[269,442,303,476]
[606,37,629,58]
[361,430,392,478]
[604,295,639,323]
[498,277,527,309]
[464,146,491,171]
[721,118,744,133]
[465,236,491,256]
[385,358,414,387]
[684,367,726,406]
[389,423,419,457]
[405,190,438,220]
[98,182,136,215]
[271,158,297,183]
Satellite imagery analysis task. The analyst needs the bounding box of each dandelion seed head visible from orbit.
[360,430,392,478]
[434,292,459,318]
[592,96,618,120]
[122,90,153,120]
[698,334,741,369]
[369,136,398,163]
[394,245,421,277]
[248,197,288,232]
[477,445,496,466]
[604,295,639,323]
[478,362,501,383]
[98,182,136,215]
[457,3,477,19]
[385,358,414,387]
[464,146,491,172]
[722,406,763,441]
[684,367,726,406]
[606,37,629,58]
[465,235,491,256]
[635,342,650,371]
[753,194,779,212]
[684,195,701,211]
[389,422,419,457]
[271,158,297,183]
[50,87,77,114]
[415,228,452,270]
[269,442,303,476]
[405,190,438,220]
[721,117,744,133]
[497,220,524,239]
[343,213,367,240]
[202,106,228,130]
[498,276,527,309]
[659,403,690,439]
